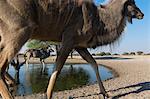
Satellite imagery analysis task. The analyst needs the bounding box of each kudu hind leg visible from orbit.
[76,48,109,98]
[47,47,72,99]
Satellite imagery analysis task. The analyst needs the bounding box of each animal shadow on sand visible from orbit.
[110,82,150,99]
[94,56,132,60]
[71,82,150,99]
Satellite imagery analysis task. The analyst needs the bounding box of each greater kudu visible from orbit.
[0,0,144,98]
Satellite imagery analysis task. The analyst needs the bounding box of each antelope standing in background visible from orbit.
[24,47,54,72]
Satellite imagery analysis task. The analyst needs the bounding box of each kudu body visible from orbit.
[0,0,144,98]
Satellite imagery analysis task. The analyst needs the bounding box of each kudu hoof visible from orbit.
[102,93,109,99]
[68,96,73,99]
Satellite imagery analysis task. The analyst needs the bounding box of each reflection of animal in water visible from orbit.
[10,54,26,72]
[10,54,26,84]
[0,0,144,98]
[55,65,90,91]
[24,47,54,72]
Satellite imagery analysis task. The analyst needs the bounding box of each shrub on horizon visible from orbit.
[137,51,144,55]
[122,52,129,55]
[130,52,136,55]
[96,52,106,56]
[105,52,111,56]
[113,53,119,55]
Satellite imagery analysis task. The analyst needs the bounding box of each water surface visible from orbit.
[8,64,114,96]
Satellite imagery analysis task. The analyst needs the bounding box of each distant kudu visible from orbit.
[0,0,144,99]
[24,47,54,72]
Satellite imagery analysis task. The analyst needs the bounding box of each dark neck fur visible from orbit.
[96,1,127,46]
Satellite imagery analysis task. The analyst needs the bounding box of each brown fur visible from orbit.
[0,0,144,98]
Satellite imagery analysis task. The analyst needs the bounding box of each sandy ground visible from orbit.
[13,55,150,99]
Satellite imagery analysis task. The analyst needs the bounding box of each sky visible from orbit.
[92,0,150,54]
[21,0,150,54]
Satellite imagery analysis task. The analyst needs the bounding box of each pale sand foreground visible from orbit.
[15,55,150,99]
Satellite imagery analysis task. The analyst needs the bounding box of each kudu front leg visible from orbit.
[47,47,72,99]
[76,48,109,98]
[0,21,34,99]
[0,53,14,99]
[0,78,13,99]
[4,72,16,86]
